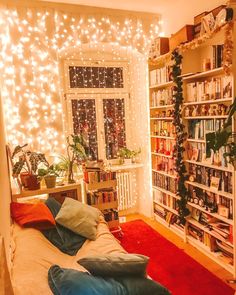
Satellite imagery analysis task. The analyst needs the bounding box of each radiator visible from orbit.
[116,171,133,211]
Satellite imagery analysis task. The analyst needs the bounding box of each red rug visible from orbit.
[120,220,235,295]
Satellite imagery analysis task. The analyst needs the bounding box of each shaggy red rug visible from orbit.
[120,220,235,295]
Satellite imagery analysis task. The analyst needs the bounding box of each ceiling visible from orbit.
[40,0,226,36]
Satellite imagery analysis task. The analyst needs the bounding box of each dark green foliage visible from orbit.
[171,49,190,225]
[206,97,236,162]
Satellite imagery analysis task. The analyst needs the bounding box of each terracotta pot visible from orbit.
[44,175,57,188]
[25,175,40,190]
[20,172,30,188]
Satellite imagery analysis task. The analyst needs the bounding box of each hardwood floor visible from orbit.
[124,213,236,291]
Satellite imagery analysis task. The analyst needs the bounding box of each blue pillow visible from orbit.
[42,198,86,256]
[48,265,171,295]
[48,265,126,295]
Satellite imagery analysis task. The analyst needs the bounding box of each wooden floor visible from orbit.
[124,213,236,291]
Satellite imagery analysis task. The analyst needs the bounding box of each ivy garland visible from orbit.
[171,49,190,225]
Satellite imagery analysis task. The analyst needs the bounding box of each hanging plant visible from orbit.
[171,49,190,225]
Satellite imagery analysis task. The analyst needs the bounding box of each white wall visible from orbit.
[0,94,12,266]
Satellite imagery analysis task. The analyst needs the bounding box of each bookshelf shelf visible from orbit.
[149,81,173,89]
[183,98,233,106]
[187,218,233,248]
[152,169,177,179]
[184,115,228,120]
[154,213,184,238]
[153,200,179,215]
[182,67,224,81]
[185,180,233,199]
[152,186,180,199]
[151,135,175,140]
[150,104,174,110]
[150,117,173,121]
[185,159,233,173]
[187,202,233,225]
[187,138,205,143]
[151,152,174,158]
[149,13,236,276]
[187,235,234,273]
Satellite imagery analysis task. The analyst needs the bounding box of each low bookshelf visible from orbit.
[83,167,121,232]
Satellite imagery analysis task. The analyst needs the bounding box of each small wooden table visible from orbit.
[12,182,82,203]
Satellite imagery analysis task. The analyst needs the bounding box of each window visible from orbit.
[65,61,129,160]
[68,66,124,89]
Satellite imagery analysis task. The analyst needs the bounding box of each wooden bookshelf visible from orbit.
[84,174,120,232]
[149,9,236,277]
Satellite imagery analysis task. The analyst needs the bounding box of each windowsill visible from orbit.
[108,163,144,171]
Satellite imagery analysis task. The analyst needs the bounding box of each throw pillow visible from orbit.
[42,198,86,256]
[55,198,100,240]
[48,265,171,295]
[10,202,55,230]
[78,254,149,277]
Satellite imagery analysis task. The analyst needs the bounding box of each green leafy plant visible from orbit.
[66,134,89,183]
[117,147,141,159]
[11,144,49,177]
[206,97,236,166]
[38,164,60,178]
[172,49,190,225]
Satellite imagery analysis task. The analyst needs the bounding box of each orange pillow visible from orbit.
[11,202,56,230]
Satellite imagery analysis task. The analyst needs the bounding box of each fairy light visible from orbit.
[0,4,160,210]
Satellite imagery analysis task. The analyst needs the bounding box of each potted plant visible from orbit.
[66,134,88,183]
[206,97,236,168]
[117,147,141,164]
[12,144,49,190]
[38,165,60,188]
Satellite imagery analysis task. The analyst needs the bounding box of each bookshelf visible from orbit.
[149,9,236,277]
[83,168,120,231]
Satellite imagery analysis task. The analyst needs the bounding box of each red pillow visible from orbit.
[10,202,56,230]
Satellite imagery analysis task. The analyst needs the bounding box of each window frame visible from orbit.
[64,60,129,94]
[65,92,130,160]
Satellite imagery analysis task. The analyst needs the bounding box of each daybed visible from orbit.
[11,215,126,295]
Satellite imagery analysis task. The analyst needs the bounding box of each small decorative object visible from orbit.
[200,12,215,35]
[191,148,199,162]
[208,105,217,116]
[218,204,229,218]
[149,37,169,59]
[189,175,195,182]
[201,105,208,116]
[203,58,211,71]
[185,107,190,117]
[210,176,220,191]
[158,142,165,154]
[11,144,49,190]
[214,7,233,29]
[191,106,197,117]
[199,199,205,207]
[167,109,172,117]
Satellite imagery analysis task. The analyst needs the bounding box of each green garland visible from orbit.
[171,49,190,225]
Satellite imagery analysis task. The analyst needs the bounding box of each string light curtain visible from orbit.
[0,0,161,153]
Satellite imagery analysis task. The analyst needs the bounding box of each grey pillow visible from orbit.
[55,198,100,240]
[78,254,149,277]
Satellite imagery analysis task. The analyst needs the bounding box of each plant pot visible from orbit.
[25,175,40,190]
[124,158,132,165]
[20,172,30,188]
[44,175,57,188]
